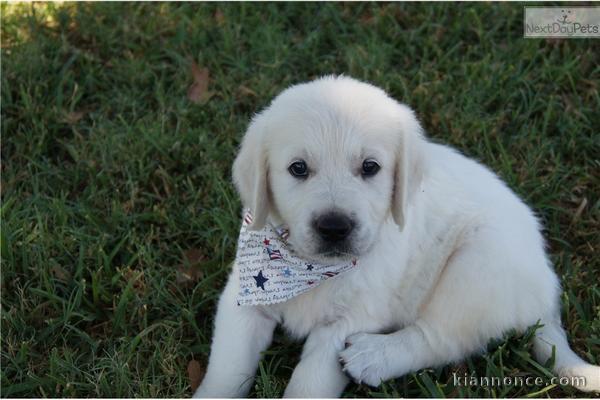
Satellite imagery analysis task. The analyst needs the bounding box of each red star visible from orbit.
[263,238,270,246]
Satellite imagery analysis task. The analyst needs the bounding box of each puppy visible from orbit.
[194,76,599,397]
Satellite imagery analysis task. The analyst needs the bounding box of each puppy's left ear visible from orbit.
[391,104,425,230]
[232,114,270,230]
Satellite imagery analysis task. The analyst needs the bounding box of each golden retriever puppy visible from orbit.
[194,76,599,397]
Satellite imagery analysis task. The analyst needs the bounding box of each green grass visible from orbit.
[1,2,599,398]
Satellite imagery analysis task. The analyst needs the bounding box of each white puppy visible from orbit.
[194,76,599,397]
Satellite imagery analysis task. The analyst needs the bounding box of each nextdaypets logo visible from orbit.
[525,7,600,38]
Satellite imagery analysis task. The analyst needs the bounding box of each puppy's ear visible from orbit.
[232,115,270,230]
[392,105,425,230]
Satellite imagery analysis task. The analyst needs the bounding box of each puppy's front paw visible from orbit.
[339,333,390,387]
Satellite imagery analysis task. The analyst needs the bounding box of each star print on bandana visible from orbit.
[253,270,269,290]
[236,210,359,306]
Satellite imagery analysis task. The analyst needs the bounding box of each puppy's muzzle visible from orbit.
[314,212,354,243]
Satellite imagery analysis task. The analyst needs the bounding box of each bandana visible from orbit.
[236,211,358,306]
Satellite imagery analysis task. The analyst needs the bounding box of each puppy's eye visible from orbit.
[288,160,308,178]
[362,159,380,177]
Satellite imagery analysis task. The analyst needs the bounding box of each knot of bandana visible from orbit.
[236,211,358,306]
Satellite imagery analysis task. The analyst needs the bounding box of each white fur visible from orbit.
[194,76,599,397]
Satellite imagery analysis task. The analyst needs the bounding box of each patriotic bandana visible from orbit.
[236,211,358,306]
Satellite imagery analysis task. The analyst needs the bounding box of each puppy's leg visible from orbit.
[194,273,277,398]
[341,238,559,386]
[284,326,349,398]
[340,323,450,386]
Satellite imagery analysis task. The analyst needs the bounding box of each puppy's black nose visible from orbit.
[315,213,354,242]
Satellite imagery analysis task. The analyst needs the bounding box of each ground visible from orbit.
[1,3,599,398]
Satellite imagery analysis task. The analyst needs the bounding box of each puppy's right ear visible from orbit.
[232,115,270,230]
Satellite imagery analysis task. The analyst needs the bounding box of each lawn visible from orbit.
[1,2,598,398]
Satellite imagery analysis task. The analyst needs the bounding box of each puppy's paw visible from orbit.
[339,333,390,387]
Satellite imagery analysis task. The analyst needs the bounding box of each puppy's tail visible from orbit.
[533,318,600,392]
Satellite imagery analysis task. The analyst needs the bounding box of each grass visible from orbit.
[1,2,598,398]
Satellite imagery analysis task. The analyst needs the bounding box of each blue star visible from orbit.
[244,288,251,295]
[253,270,269,290]
[283,267,292,277]
[306,264,314,271]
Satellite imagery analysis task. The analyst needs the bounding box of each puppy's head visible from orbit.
[233,76,424,262]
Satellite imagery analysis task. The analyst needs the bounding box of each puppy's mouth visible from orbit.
[315,242,358,261]
[285,224,366,263]
[288,239,358,264]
